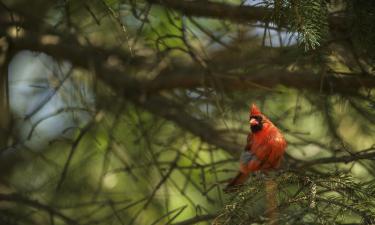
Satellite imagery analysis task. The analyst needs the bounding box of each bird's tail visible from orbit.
[224,172,249,192]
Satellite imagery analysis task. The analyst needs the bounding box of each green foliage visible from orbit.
[274,0,328,50]
[215,171,375,224]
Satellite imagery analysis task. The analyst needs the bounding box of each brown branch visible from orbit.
[147,0,345,32]
[146,67,375,95]
[0,36,10,149]
[146,0,274,24]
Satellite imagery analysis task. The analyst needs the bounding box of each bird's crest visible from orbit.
[250,104,262,116]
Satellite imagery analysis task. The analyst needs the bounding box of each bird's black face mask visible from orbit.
[250,115,263,133]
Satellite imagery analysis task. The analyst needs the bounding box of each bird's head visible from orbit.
[249,104,264,133]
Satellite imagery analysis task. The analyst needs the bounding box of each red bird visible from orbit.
[226,104,287,189]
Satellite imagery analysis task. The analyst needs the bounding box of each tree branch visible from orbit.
[296,147,375,168]
[147,0,274,24]
[146,66,375,95]
[147,0,344,31]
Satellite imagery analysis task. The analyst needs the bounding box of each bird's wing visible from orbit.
[239,150,262,173]
[240,151,256,165]
[244,133,252,151]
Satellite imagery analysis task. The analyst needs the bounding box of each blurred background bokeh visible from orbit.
[0,0,375,224]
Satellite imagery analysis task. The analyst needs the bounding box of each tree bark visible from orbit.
[0,36,10,150]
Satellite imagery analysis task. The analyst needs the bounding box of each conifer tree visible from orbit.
[0,1,374,224]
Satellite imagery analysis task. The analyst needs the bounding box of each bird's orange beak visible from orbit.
[250,118,258,126]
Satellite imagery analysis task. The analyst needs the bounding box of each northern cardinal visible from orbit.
[226,104,287,189]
